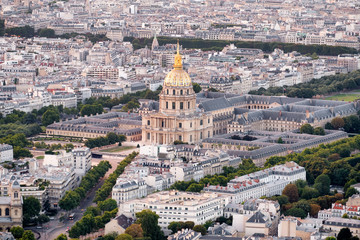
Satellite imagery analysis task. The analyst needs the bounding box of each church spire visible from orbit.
[151,34,159,51]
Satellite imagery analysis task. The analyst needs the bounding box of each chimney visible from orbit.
[305,110,309,118]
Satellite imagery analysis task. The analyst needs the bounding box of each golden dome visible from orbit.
[163,41,192,87]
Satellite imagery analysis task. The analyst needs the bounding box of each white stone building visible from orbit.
[0,144,13,162]
[204,161,306,203]
[119,191,227,234]
[72,147,92,180]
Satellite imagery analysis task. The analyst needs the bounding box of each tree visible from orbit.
[115,234,133,240]
[277,137,284,144]
[23,197,41,218]
[331,117,345,130]
[314,127,325,135]
[136,210,164,240]
[98,199,118,212]
[301,187,319,200]
[10,226,24,239]
[168,222,184,234]
[184,221,195,229]
[282,184,299,203]
[37,28,56,38]
[300,124,314,134]
[204,220,213,230]
[193,225,207,235]
[192,82,202,93]
[325,237,336,240]
[37,214,50,224]
[59,190,80,211]
[41,109,60,126]
[0,20,4,36]
[310,204,321,217]
[125,224,143,238]
[314,174,331,195]
[337,228,352,240]
[285,208,307,218]
[21,230,36,240]
[293,199,311,212]
[55,234,68,240]
[345,187,359,198]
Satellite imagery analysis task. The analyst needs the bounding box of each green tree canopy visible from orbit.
[193,225,207,235]
[314,174,331,195]
[135,210,164,240]
[337,227,352,240]
[21,230,36,240]
[115,234,133,240]
[55,234,68,240]
[192,82,202,93]
[300,124,314,134]
[41,109,60,126]
[10,226,24,239]
[23,197,41,218]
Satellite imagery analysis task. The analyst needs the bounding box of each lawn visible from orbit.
[36,156,44,159]
[99,146,135,153]
[325,94,360,102]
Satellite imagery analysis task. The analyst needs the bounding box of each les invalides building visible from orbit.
[142,44,213,145]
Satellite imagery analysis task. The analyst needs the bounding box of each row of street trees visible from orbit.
[94,151,138,202]
[84,132,126,149]
[59,161,111,211]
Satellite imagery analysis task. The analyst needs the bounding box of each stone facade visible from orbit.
[142,45,213,145]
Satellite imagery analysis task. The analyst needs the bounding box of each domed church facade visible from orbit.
[142,44,213,145]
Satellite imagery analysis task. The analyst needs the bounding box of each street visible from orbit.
[25,148,139,240]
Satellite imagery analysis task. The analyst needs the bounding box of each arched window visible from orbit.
[15,210,18,216]
[167,89,169,94]
[180,90,183,95]
[187,90,189,94]
[173,90,175,95]
[5,208,9,216]
[14,192,18,199]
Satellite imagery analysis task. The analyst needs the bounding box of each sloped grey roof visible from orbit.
[247,211,266,223]
[200,97,232,112]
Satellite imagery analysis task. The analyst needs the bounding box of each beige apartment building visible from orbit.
[142,45,213,145]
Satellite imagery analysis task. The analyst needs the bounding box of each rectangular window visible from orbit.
[190,135,192,142]
[172,102,176,109]
[200,132,202,139]
[188,102,190,109]
[147,133,150,140]
[179,135,182,141]
[179,123,182,128]
[200,120,203,125]
[147,120,150,125]
[180,102,183,109]
[166,102,168,109]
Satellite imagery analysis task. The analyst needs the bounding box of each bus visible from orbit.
[69,213,75,220]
